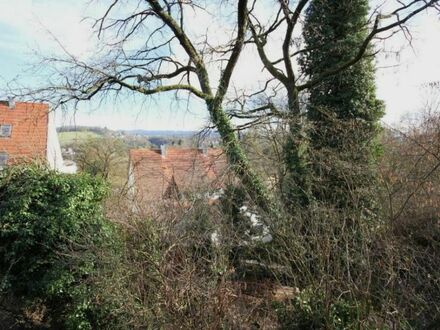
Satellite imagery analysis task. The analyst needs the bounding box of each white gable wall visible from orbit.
[46,110,63,170]
[46,110,77,173]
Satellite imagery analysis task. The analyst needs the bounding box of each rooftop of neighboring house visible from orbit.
[0,100,50,167]
[129,146,228,201]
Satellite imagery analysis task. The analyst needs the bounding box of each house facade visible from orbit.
[0,100,68,171]
[128,146,228,203]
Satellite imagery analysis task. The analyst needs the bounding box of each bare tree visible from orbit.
[381,95,440,222]
[4,0,439,213]
[76,136,127,181]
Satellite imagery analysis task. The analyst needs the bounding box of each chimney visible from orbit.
[7,97,15,109]
[160,144,167,157]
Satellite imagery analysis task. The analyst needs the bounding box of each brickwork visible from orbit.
[0,102,49,165]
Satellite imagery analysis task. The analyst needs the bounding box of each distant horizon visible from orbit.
[56,126,201,133]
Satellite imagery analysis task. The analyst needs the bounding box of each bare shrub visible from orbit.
[102,193,282,329]
[378,108,440,328]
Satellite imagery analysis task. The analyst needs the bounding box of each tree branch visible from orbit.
[215,0,248,103]
[147,0,213,97]
[298,0,439,91]
[279,0,309,83]
[248,20,288,85]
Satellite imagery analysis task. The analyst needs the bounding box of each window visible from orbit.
[0,152,8,169]
[0,124,12,137]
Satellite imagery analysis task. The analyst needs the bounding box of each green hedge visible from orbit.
[0,164,117,329]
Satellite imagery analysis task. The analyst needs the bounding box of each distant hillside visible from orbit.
[57,126,200,137]
[57,126,221,148]
[120,130,198,137]
[58,131,102,146]
[57,125,220,136]
[57,126,111,135]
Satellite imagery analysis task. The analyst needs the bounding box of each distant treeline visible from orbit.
[57,126,111,135]
[57,126,221,139]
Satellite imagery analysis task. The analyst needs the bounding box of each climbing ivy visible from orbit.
[300,0,385,210]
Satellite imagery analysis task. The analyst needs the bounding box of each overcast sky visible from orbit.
[0,0,439,130]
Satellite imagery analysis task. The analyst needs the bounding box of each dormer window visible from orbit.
[0,152,8,169]
[0,124,12,137]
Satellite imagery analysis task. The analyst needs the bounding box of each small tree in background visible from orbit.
[76,136,127,183]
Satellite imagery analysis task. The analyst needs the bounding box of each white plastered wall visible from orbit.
[46,110,73,172]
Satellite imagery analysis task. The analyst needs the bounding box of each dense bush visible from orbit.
[0,164,119,329]
[274,289,361,330]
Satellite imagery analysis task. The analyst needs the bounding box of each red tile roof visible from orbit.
[129,147,228,201]
[0,102,49,164]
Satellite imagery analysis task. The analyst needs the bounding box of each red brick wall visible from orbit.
[0,102,49,164]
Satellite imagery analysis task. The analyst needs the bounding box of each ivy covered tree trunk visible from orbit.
[300,0,385,211]
[282,87,311,209]
[207,99,277,215]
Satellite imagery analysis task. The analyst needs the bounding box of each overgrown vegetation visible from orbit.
[1,0,439,329]
[0,165,120,329]
[2,130,438,328]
